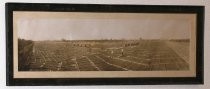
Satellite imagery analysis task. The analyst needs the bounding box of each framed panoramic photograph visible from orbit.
[6,3,204,85]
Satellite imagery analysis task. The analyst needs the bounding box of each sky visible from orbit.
[15,12,195,41]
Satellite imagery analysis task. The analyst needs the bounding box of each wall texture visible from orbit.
[0,0,209,89]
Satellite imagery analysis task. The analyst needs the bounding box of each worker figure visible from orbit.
[121,48,124,56]
[40,62,45,68]
[57,61,63,71]
[111,50,114,58]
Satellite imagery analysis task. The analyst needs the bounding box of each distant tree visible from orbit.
[61,38,67,42]
[139,37,142,40]
[18,38,34,71]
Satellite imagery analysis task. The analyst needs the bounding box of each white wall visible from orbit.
[0,0,209,89]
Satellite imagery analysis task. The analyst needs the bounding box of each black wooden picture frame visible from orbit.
[6,3,204,86]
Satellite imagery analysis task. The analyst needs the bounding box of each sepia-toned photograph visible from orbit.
[13,11,196,78]
[6,3,204,85]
